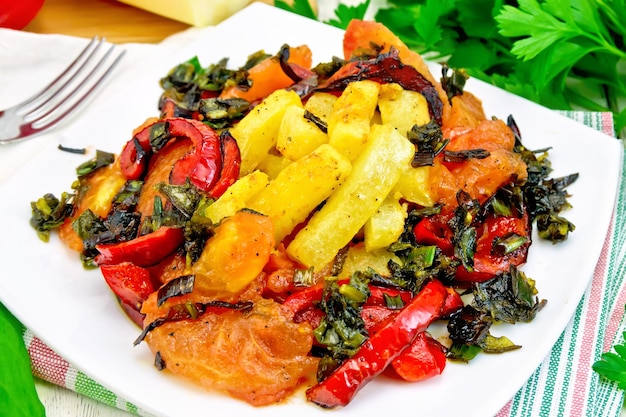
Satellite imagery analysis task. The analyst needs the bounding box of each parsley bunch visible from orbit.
[277,0,626,138]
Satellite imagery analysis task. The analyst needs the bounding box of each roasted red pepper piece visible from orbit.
[390,331,447,382]
[414,210,531,283]
[119,118,224,195]
[366,286,412,307]
[207,130,241,199]
[361,305,399,334]
[95,226,184,267]
[455,212,531,283]
[305,279,447,408]
[413,211,455,254]
[119,119,168,180]
[283,283,412,317]
[282,283,325,315]
[167,119,222,193]
[100,262,154,327]
[441,285,464,318]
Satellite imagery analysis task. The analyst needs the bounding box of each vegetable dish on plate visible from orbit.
[29,18,578,408]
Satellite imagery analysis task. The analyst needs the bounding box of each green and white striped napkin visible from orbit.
[21,111,624,417]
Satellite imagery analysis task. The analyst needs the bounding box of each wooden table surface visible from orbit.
[24,0,191,43]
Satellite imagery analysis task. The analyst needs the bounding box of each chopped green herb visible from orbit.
[29,192,73,242]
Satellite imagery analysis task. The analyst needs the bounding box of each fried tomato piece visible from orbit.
[141,296,318,406]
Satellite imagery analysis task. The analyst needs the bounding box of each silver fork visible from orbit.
[0,36,125,144]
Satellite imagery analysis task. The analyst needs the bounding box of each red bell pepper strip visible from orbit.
[283,282,412,317]
[207,130,241,199]
[94,226,184,267]
[282,283,325,315]
[366,286,412,307]
[167,119,222,193]
[119,118,224,196]
[305,279,447,408]
[390,331,447,382]
[100,261,154,327]
[119,119,169,180]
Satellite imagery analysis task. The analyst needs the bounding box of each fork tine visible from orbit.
[24,37,108,119]
[29,43,119,123]
[30,48,126,134]
[18,36,102,113]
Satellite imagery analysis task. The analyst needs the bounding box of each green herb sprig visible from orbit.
[593,331,626,389]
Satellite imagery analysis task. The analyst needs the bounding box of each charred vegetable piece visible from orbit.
[508,115,578,242]
[306,279,447,408]
[440,63,469,102]
[75,150,116,177]
[197,97,250,129]
[156,275,195,307]
[447,305,492,351]
[95,226,184,267]
[472,266,547,324]
[407,119,448,167]
[30,192,73,242]
[317,49,443,125]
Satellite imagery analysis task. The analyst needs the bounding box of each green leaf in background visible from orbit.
[274,0,317,19]
[593,330,626,389]
[326,0,371,29]
[0,303,45,417]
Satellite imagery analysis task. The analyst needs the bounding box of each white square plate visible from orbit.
[0,3,621,417]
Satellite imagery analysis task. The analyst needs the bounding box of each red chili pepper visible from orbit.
[100,262,154,327]
[207,130,241,199]
[305,279,447,408]
[390,331,447,382]
[95,226,184,267]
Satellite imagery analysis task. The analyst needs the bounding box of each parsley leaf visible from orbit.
[593,331,626,389]
[274,0,317,19]
[325,0,371,29]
